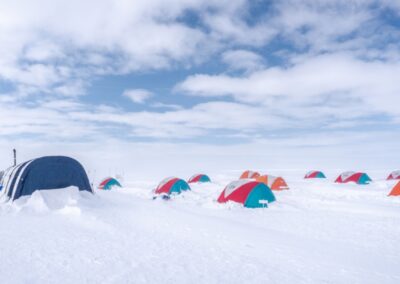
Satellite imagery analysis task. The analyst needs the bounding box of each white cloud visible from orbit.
[1,129,400,181]
[123,89,153,104]
[0,0,258,98]
[271,0,375,51]
[0,94,286,141]
[69,100,288,138]
[150,102,183,110]
[54,80,87,97]
[0,63,61,89]
[1,0,395,100]
[23,41,64,61]
[0,0,399,163]
[177,53,400,120]
[202,7,277,47]
[222,50,265,72]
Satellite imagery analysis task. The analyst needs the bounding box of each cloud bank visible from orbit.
[0,0,399,170]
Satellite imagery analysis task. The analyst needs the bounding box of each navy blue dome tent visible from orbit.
[0,156,92,201]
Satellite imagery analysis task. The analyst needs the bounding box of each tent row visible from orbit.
[152,170,400,206]
[305,170,400,183]
[305,170,400,195]
[153,170,285,208]
[241,169,398,186]
[153,176,277,208]
[0,156,212,203]
[154,174,211,195]
[240,170,289,191]
[1,156,399,205]
[100,170,400,191]
[99,174,211,194]
[0,156,125,201]
[305,170,371,185]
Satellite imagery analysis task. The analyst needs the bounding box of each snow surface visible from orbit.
[0,170,400,284]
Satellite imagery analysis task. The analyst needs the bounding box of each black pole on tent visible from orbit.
[13,149,16,166]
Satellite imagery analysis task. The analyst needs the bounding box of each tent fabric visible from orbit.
[98,177,122,190]
[188,174,211,183]
[217,180,276,208]
[304,171,326,179]
[388,181,400,196]
[256,175,289,191]
[0,156,92,201]
[154,177,191,195]
[387,170,400,180]
[239,170,260,179]
[335,171,372,185]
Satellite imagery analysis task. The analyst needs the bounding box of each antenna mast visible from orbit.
[13,149,16,166]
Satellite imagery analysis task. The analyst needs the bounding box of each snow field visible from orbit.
[0,170,399,283]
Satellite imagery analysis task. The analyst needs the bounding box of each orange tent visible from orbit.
[256,175,289,191]
[240,170,260,179]
[388,181,400,196]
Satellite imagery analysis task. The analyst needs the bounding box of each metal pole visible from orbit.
[13,149,16,166]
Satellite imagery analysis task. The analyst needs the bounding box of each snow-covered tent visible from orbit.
[239,170,260,179]
[98,177,122,190]
[304,171,326,179]
[188,174,211,183]
[154,177,191,196]
[388,181,400,196]
[0,156,92,201]
[387,170,400,180]
[256,175,289,191]
[335,171,372,185]
[217,180,276,208]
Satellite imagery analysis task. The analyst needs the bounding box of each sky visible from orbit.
[0,0,399,177]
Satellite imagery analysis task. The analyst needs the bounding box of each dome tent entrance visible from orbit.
[0,156,92,201]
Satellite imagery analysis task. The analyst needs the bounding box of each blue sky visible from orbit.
[0,0,400,172]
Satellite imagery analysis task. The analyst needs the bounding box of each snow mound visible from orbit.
[14,186,93,214]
